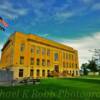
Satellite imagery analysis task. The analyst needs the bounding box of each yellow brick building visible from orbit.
[0,32,79,79]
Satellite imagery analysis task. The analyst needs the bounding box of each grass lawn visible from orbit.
[0,77,100,100]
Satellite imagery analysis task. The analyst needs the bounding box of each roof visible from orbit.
[2,32,78,53]
[16,32,77,53]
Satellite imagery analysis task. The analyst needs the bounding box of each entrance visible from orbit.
[54,65,59,73]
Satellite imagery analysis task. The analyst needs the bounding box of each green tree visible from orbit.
[81,63,88,75]
[87,60,98,72]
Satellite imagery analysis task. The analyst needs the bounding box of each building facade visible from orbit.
[0,32,79,79]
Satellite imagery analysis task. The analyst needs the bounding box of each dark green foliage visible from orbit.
[81,63,88,75]
[81,60,98,75]
[87,60,98,72]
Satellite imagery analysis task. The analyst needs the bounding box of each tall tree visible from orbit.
[87,60,98,72]
[81,63,88,75]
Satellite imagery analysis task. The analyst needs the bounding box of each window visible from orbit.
[47,70,50,77]
[37,59,40,65]
[67,63,69,68]
[69,54,71,60]
[20,44,25,52]
[70,63,71,68]
[47,70,50,75]
[63,62,65,67]
[42,59,46,66]
[76,64,78,68]
[63,52,65,59]
[30,58,34,65]
[54,53,58,61]
[76,71,78,75]
[72,70,74,76]
[70,70,71,74]
[72,63,74,68]
[31,47,34,54]
[42,70,45,77]
[30,69,33,77]
[37,69,40,77]
[72,55,74,60]
[54,65,59,73]
[37,47,40,55]
[67,70,69,74]
[19,69,23,77]
[66,62,68,68]
[20,56,24,64]
[42,48,46,55]
[47,60,50,66]
[66,53,68,60]
[47,49,50,56]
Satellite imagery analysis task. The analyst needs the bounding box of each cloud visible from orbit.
[53,7,88,23]
[52,0,100,23]
[0,1,29,19]
[54,12,75,23]
[82,0,94,4]
[52,1,90,23]
[61,32,100,67]
[38,33,49,38]
[92,3,100,10]
[82,0,100,11]
[42,34,49,37]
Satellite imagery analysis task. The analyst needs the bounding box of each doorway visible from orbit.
[54,65,59,73]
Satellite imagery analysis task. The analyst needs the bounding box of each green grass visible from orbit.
[80,75,100,79]
[0,77,100,100]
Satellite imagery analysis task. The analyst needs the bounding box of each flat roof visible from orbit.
[2,32,77,53]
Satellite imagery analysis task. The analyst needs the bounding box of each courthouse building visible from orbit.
[0,32,79,79]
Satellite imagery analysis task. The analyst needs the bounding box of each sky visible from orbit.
[0,0,100,66]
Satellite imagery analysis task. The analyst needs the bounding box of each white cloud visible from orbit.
[54,12,75,23]
[61,32,100,67]
[42,34,49,37]
[53,2,89,23]
[82,0,100,11]
[53,7,88,23]
[39,33,49,38]
[92,3,100,10]
[82,0,94,4]
[0,1,29,19]
[52,0,100,23]
[0,10,18,19]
